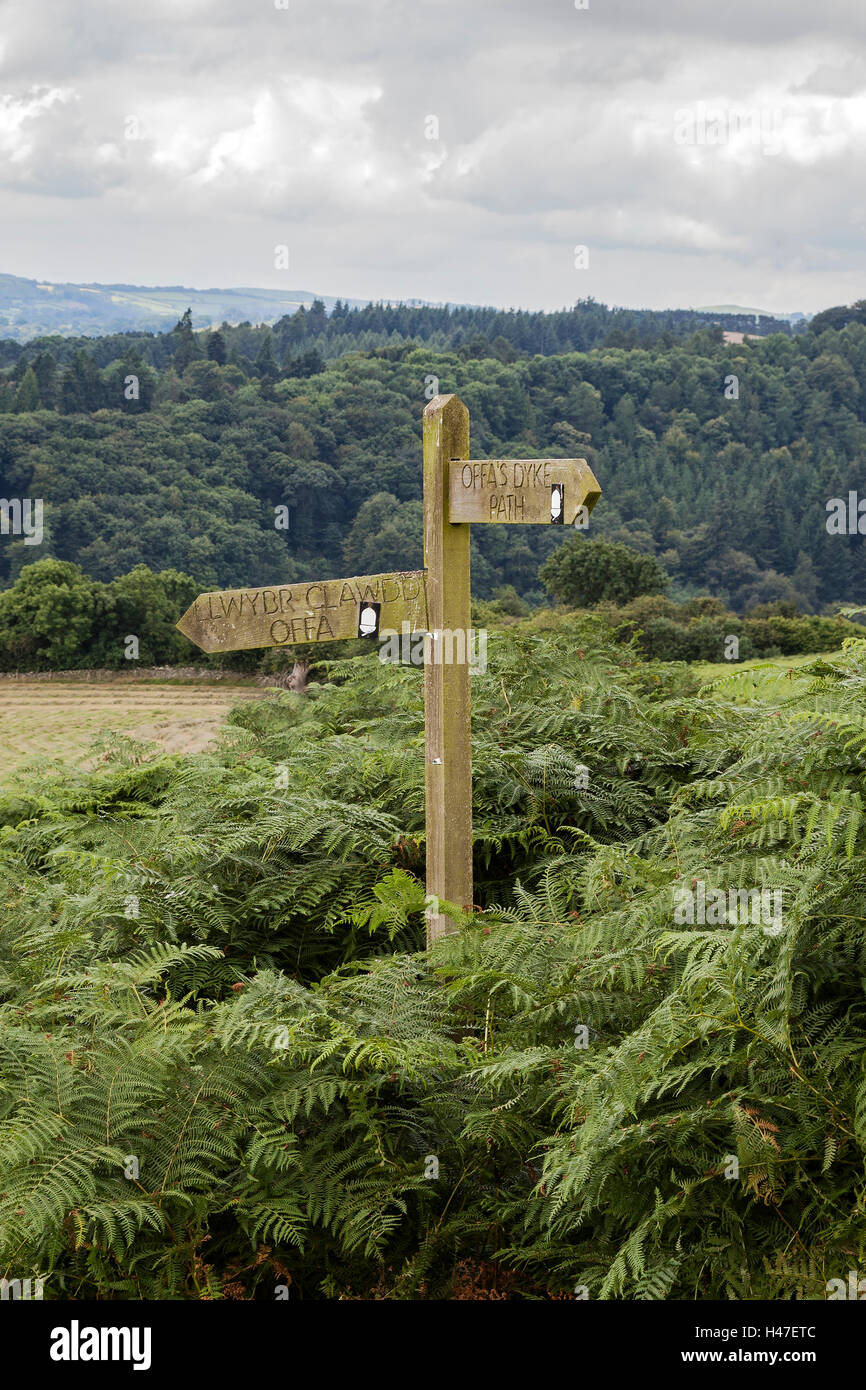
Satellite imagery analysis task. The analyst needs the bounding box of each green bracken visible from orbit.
[1,620,865,1298]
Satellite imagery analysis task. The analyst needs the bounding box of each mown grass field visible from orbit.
[0,652,847,783]
[0,677,268,782]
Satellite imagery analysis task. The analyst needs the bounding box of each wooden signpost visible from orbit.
[177,393,601,949]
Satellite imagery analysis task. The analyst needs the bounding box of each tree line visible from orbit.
[0,552,858,672]
[0,295,799,379]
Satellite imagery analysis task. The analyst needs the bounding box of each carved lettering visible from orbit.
[488,493,525,521]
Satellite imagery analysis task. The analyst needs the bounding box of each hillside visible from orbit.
[0,273,372,342]
[0,302,864,614]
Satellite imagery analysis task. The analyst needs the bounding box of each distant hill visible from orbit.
[695,303,808,325]
[0,273,807,344]
[0,274,375,342]
[695,303,775,316]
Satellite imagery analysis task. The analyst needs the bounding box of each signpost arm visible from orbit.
[423,394,473,947]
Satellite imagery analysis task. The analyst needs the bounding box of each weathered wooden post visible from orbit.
[423,395,473,946]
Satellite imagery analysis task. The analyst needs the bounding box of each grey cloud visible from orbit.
[0,0,862,312]
[792,56,866,95]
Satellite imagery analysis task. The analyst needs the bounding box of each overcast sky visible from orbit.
[1,0,864,314]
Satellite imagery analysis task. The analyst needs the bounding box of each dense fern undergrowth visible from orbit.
[2,617,865,1299]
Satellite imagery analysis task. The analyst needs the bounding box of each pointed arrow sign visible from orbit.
[177,570,428,654]
[448,457,601,525]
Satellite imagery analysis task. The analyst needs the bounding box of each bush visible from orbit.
[743,615,851,655]
[0,560,204,670]
[589,592,859,663]
[540,538,669,608]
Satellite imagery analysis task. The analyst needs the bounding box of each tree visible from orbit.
[14,367,41,412]
[751,471,796,573]
[653,495,677,547]
[491,335,518,363]
[3,305,865,617]
[284,348,324,378]
[459,333,491,360]
[59,351,105,413]
[805,353,859,410]
[0,559,108,670]
[207,330,227,365]
[181,360,224,402]
[102,565,201,665]
[305,298,327,334]
[540,538,669,607]
[809,303,865,334]
[342,493,423,573]
[103,354,156,412]
[254,333,277,380]
[31,351,57,409]
[171,308,197,373]
[279,309,307,354]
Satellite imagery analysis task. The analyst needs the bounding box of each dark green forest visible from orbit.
[3,298,866,617]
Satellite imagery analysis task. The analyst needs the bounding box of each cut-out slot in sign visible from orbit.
[357,602,381,638]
